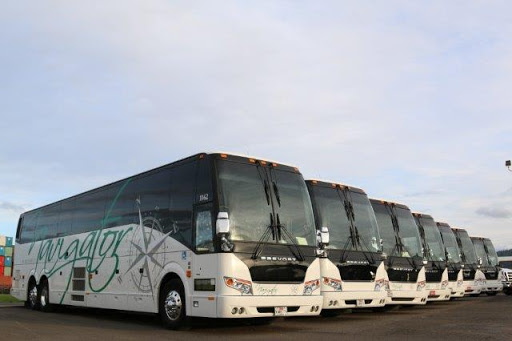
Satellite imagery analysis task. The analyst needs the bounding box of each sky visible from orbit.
[1,1,512,249]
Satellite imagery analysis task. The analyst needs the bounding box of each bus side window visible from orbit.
[195,210,214,252]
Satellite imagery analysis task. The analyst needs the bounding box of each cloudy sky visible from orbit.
[1,1,512,249]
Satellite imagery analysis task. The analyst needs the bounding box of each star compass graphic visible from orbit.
[126,200,172,294]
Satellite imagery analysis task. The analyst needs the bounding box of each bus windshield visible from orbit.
[420,217,446,262]
[372,202,398,257]
[309,186,352,250]
[438,225,461,263]
[216,161,316,246]
[484,239,499,266]
[457,230,478,264]
[395,207,423,258]
[472,239,489,266]
[311,188,380,252]
[350,191,381,252]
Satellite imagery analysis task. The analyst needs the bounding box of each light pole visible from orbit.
[506,160,511,172]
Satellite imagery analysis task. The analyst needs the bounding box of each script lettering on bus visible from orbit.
[28,179,134,304]
[29,227,132,304]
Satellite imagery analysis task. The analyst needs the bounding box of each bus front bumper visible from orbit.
[483,280,503,293]
[320,290,387,310]
[386,289,428,305]
[463,281,483,295]
[425,287,452,302]
[448,281,465,298]
[216,294,323,318]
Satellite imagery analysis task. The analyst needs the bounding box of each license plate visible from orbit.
[429,290,436,296]
[356,299,365,307]
[274,306,287,316]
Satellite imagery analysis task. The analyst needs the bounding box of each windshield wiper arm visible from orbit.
[255,163,270,205]
[276,214,305,261]
[251,213,275,260]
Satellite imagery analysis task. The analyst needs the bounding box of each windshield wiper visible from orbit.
[255,162,270,205]
[276,214,305,261]
[251,213,275,260]
[268,167,281,207]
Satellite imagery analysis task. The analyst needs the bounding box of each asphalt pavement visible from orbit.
[0,294,509,340]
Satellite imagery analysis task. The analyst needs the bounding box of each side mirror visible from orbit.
[216,212,230,234]
[478,257,483,265]
[320,226,329,246]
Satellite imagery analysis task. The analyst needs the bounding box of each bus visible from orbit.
[470,237,502,296]
[305,180,387,315]
[436,222,464,298]
[451,228,486,297]
[370,199,428,305]
[11,153,323,329]
[412,213,450,301]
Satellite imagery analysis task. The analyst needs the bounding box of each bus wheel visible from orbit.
[27,280,40,310]
[320,309,342,317]
[160,279,188,330]
[39,279,54,312]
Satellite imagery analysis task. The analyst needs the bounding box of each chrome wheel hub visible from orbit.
[29,286,38,307]
[40,287,47,307]
[164,290,182,321]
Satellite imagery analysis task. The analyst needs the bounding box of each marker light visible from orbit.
[224,277,253,295]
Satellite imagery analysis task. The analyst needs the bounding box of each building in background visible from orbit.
[0,235,14,294]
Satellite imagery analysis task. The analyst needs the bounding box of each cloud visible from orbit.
[476,207,512,219]
[0,202,27,215]
[1,2,512,248]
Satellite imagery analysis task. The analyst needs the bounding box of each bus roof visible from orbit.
[305,179,366,194]
[412,212,434,220]
[369,198,410,210]
[20,151,301,216]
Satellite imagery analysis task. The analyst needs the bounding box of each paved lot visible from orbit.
[0,294,510,340]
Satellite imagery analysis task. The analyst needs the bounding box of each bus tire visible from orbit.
[159,279,188,330]
[27,279,40,310]
[320,309,342,317]
[39,279,54,312]
[486,291,498,296]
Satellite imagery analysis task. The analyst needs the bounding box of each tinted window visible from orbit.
[36,203,61,240]
[20,211,38,244]
[216,161,272,242]
[57,199,75,237]
[168,161,196,247]
[309,186,352,250]
[195,209,214,252]
[271,169,316,246]
[371,202,396,256]
[72,190,108,234]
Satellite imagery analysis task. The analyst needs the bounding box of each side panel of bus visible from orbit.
[13,156,215,316]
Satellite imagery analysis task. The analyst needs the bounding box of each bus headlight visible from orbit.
[323,277,342,291]
[224,277,253,295]
[374,279,386,291]
[303,279,320,295]
[417,281,426,291]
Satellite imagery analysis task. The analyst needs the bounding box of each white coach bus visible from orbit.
[11,153,323,329]
[305,180,388,316]
[370,199,428,305]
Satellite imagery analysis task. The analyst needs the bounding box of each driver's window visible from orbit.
[195,210,214,252]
